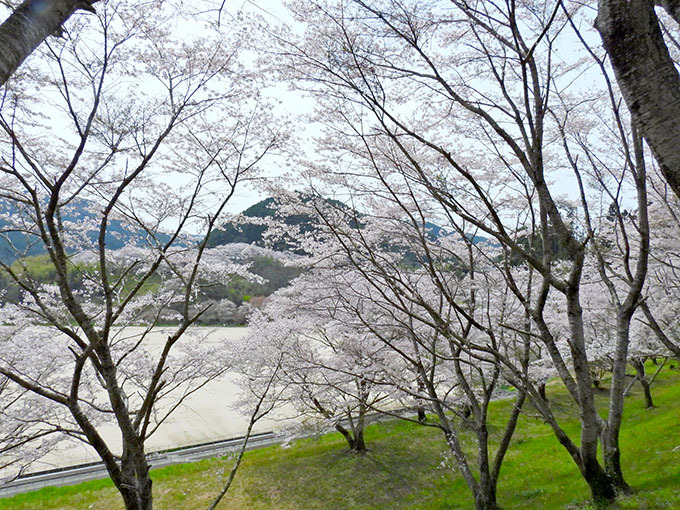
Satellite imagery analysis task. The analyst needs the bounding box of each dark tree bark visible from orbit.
[335,422,367,453]
[312,397,368,453]
[538,383,547,401]
[631,358,655,408]
[596,0,680,198]
[0,0,98,85]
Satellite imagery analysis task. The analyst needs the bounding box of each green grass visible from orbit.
[3,365,680,509]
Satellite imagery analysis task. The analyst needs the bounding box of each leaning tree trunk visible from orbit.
[596,0,680,199]
[0,0,99,85]
[631,358,654,408]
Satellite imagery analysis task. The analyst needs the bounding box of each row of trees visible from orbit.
[232,2,680,510]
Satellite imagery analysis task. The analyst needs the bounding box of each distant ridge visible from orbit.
[0,199,176,264]
[206,197,490,251]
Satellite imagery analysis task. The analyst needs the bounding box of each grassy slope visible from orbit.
[4,366,680,510]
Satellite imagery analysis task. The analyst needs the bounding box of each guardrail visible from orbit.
[0,406,428,498]
[0,431,277,498]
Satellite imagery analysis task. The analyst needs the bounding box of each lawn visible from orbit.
[3,365,679,509]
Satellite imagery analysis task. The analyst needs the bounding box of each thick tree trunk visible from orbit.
[473,488,499,510]
[565,289,619,503]
[352,427,366,452]
[583,457,617,504]
[0,0,98,85]
[596,0,680,199]
[474,423,499,510]
[601,426,629,495]
[113,438,153,510]
[119,481,153,510]
[335,423,366,453]
[118,476,153,510]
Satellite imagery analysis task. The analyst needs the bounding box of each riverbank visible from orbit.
[4,364,679,509]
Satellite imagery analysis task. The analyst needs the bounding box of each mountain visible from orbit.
[0,200,174,264]
[205,198,275,247]
[206,197,489,251]
[206,196,348,252]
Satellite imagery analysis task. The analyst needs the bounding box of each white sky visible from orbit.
[0,1,635,221]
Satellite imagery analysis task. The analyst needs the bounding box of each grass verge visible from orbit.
[3,365,679,509]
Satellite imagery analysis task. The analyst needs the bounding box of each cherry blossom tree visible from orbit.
[237,278,392,453]
[635,169,680,360]
[255,184,535,510]
[0,2,281,509]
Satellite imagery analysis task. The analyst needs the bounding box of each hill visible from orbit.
[205,196,342,252]
[0,199,173,264]
[206,196,490,252]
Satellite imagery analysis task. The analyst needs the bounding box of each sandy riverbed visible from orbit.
[31,327,292,471]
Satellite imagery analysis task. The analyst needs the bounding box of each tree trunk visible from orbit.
[0,0,99,86]
[538,382,547,402]
[596,0,680,199]
[473,423,499,510]
[352,426,366,452]
[565,289,620,503]
[631,358,654,408]
[335,423,366,453]
[115,446,153,510]
[600,314,635,494]
[473,488,499,510]
[119,480,153,510]
[583,457,617,504]
[600,427,630,495]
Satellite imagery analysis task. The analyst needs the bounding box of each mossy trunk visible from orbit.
[583,457,617,504]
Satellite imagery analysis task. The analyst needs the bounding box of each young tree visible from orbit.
[237,279,391,453]
[0,2,281,509]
